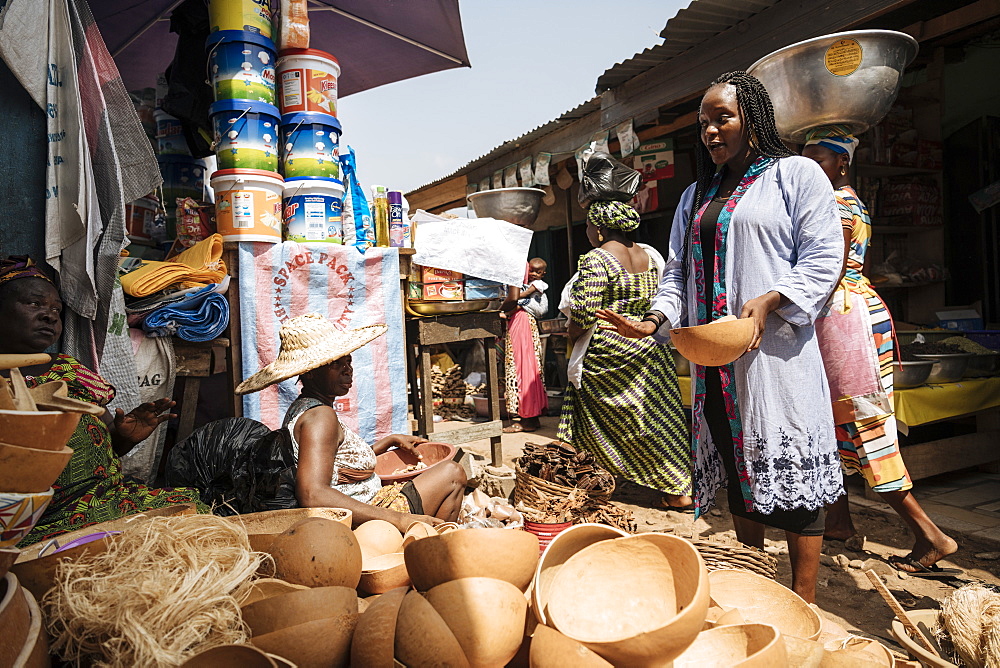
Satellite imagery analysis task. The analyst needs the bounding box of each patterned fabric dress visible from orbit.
[19,355,205,546]
[557,248,690,494]
[816,186,911,492]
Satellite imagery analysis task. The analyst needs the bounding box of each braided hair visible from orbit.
[680,70,793,292]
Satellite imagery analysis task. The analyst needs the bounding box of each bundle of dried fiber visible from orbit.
[42,514,269,668]
[940,583,1000,668]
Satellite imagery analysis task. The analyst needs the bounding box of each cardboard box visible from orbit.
[464,278,505,300]
[409,281,464,301]
[936,308,983,331]
[421,266,464,283]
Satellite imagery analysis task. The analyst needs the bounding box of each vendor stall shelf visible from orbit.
[406,311,504,467]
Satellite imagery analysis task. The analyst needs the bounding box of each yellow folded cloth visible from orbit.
[120,234,227,297]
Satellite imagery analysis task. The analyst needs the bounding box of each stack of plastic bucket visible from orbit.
[276,48,345,243]
[206,4,283,244]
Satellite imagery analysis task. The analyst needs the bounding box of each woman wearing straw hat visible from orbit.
[803,127,958,576]
[236,313,467,528]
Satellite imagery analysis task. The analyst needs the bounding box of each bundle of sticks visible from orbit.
[515,489,636,532]
[517,441,615,495]
[431,364,475,420]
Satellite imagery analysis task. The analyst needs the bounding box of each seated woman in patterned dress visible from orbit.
[236,313,466,530]
[0,257,205,547]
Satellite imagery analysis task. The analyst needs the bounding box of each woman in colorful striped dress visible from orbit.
[804,128,958,575]
[557,201,692,509]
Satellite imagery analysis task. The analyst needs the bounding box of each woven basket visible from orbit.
[512,464,613,507]
[689,537,778,580]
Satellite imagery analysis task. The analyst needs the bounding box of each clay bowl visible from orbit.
[0,547,18,580]
[355,519,404,565]
[393,589,471,667]
[425,577,528,668]
[359,552,411,595]
[404,528,539,592]
[0,573,31,667]
[180,644,285,667]
[0,440,73,493]
[529,624,612,668]
[673,623,786,667]
[669,316,756,367]
[0,409,80,450]
[531,523,628,626]
[708,569,822,641]
[226,507,352,552]
[375,442,458,483]
[546,533,710,666]
[247,586,359,668]
[241,578,309,607]
[0,489,53,549]
[890,609,954,668]
[350,586,408,667]
[11,503,197,598]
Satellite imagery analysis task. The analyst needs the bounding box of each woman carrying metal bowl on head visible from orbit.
[803,126,958,576]
[599,71,845,603]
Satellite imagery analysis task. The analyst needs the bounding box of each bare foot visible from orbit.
[897,534,959,571]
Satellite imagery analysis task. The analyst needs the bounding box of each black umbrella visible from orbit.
[93,0,471,94]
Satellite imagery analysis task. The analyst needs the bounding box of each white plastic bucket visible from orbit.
[282,177,346,243]
[276,48,341,115]
[154,109,190,155]
[211,168,284,243]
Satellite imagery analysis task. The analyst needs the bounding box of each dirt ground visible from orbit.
[451,415,1000,660]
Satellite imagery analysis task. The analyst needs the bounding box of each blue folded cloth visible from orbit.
[142,283,230,342]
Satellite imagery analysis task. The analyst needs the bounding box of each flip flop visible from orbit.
[659,498,696,514]
[888,554,964,578]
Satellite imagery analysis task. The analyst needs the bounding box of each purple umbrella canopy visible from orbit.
[94,0,471,94]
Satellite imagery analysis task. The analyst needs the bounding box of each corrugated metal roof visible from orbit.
[595,0,780,92]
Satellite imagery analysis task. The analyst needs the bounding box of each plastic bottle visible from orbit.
[387,190,410,247]
[371,185,390,247]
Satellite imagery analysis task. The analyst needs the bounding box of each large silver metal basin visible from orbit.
[747,30,918,143]
[894,360,934,389]
[467,187,546,227]
[913,353,973,384]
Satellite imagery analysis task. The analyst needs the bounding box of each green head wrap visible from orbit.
[586,200,640,232]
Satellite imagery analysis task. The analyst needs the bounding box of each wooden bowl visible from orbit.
[394,590,470,667]
[425,577,528,668]
[0,573,31,666]
[546,533,710,666]
[0,547,18,581]
[708,569,822,641]
[669,316,756,367]
[11,503,197,598]
[404,528,539,592]
[529,624,612,668]
[225,507,352,552]
[247,587,359,668]
[181,644,285,667]
[12,583,48,668]
[359,552,411,595]
[673,623,787,667]
[375,442,458,483]
[0,410,80,450]
[531,523,628,626]
[241,578,309,607]
[350,586,408,667]
[0,489,53,549]
[0,440,73,493]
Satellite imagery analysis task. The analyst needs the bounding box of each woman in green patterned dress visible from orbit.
[0,257,206,546]
[557,201,692,509]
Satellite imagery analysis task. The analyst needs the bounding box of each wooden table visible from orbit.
[406,311,505,467]
[172,337,230,442]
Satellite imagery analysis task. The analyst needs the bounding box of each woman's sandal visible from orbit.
[888,554,964,579]
[502,422,537,433]
[659,497,696,514]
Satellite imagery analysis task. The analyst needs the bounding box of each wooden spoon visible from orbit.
[8,367,37,411]
[0,353,50,370]
[28,381,105,415]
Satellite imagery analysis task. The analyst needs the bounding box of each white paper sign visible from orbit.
[413,217,534,286]
[518,157,534,187]
[534,153,551,186]
[616,119,639,157]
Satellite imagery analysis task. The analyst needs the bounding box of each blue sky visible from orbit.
[340,1,689,193]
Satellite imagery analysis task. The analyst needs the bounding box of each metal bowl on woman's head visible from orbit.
[467,187,546,226]
[747,30,918,143]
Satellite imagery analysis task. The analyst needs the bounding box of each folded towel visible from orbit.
[142,281,230,342]
[120,234,227,297]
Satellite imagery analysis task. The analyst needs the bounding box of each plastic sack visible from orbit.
[340,146,376,249]
[165,417,298,515]
[578,151,642,206]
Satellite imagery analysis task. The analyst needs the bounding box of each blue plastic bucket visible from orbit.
[154,110,190,155]
[210,99,280,172]
[207,30,276,104]
[279,112,342,179]
[282,176,346,243]
[158,155,207,205]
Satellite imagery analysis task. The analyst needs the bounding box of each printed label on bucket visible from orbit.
[210,41,276,104]
[283,193,343,243]
[279,68,337,115]
[213,110,279,172]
